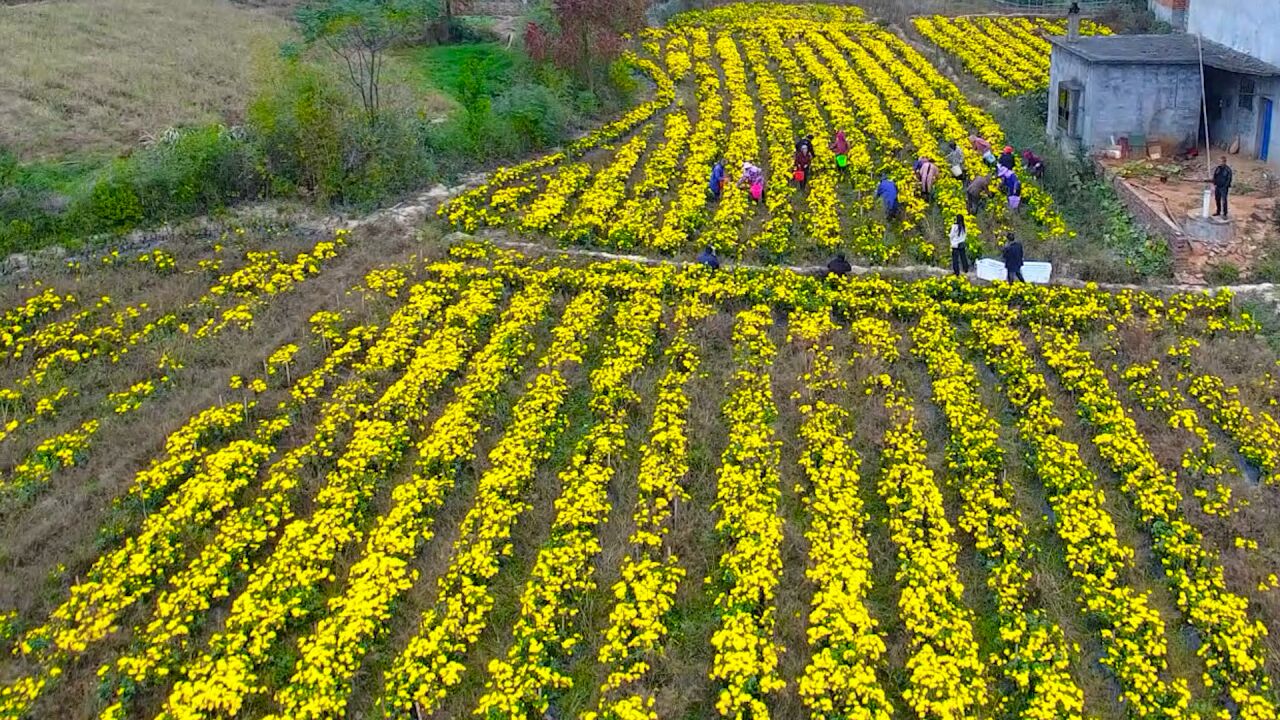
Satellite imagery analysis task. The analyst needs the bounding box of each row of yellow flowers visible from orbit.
[0,231,347,468]
[668,2,863,30]
[100,275,481,709]
[586,293,710,720]
[150,278,506,719]
[789,310,891,720]
[741,34,797,256]
[473,288,665,718]
[914,15,1109,96]
[262,281,557,720]
[968,309,1196,719]
[793,35,902,261]
[871,29,1074,242]
[565,126,655,243]
[0,287,76,358]
[827,29,968,256]
[867,323,989,720]
[2,294,97,364]
[702,35,759,256]
[708,304,786,719]
[911,304,1086,720]
[760,31,845,252]
[0,262,457,718]
[1188,372,1280,486]
[664,31,692,81]
[1120,358,1246,519]
[1035,323,1275,719]
[439,19,1080,259]
[378,286,612,717]
[439,53,676,233]
[653,27,723,252]
[610,107,691,249]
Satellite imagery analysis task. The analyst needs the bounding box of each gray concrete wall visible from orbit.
[1206,73,1280,162]
[1051,51,1201,152]
[1047,50,1091,152]
[1188,0,1280,67]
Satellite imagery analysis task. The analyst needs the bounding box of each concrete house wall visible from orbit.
[1188,0,1280,67]
[1049,50,1202,153]
[1204,69,1280,159]
[1189,2,1280,164]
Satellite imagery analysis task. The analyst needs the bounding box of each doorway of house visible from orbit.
[1260,97,1273,162]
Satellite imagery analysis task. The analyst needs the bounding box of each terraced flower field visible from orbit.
[2,4,1279,720]
[0,234,1278,719]
[914,15,1112,96]
[442,5,1072,265]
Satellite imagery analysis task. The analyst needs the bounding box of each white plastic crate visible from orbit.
[975,258,1053,284]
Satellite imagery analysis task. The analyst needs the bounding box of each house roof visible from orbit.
[1048,34,1280,77]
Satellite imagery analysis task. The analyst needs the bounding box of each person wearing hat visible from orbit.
[998,146,1016,172]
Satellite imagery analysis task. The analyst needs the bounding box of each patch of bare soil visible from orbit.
[1101,150,1279,282]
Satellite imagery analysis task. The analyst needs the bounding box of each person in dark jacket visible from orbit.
[794,145,813,187]
[1021,149,1046,180]
[827,252,852,277]
[1212,156,1233,218]
[796,136,815,158]
[708,159,726,202]
[998,146,1016,171]
[696,245,720,270]
[1002,233,1025,283]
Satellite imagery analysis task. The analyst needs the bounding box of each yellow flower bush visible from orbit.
[707,305,786,720]
[790,310,891,720]
[379,288,618,717]
[914,15,1111,96]
[438,7,1080,262]
[1036,324,1274,718]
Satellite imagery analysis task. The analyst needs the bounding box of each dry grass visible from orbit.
[0,0,289,161]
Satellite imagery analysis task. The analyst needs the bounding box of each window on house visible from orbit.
[1240,77,1256,110]
[1058,85,1081,138]
[1058,86,1071,132]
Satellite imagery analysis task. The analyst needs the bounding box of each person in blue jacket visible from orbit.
[696,244,721,270]
[708,159,726,202]
[874,175,900,219]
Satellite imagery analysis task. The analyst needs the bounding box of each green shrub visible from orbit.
[493,81,570,150]
[248,57,349,203]
[341,114,435,207]
[131,126,255,220]
[1205,261,1241,285]
[75,166,145,234]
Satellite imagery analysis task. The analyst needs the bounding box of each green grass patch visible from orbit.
[395,42,515,100]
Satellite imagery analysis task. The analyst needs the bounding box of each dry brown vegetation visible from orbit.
[0,0,289,160]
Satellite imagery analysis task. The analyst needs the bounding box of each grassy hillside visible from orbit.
[0,0,288,160]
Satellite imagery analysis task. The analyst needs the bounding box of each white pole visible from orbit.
[1198,34,1213,217]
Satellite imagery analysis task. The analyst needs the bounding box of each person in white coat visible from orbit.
[949,214,970,276]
